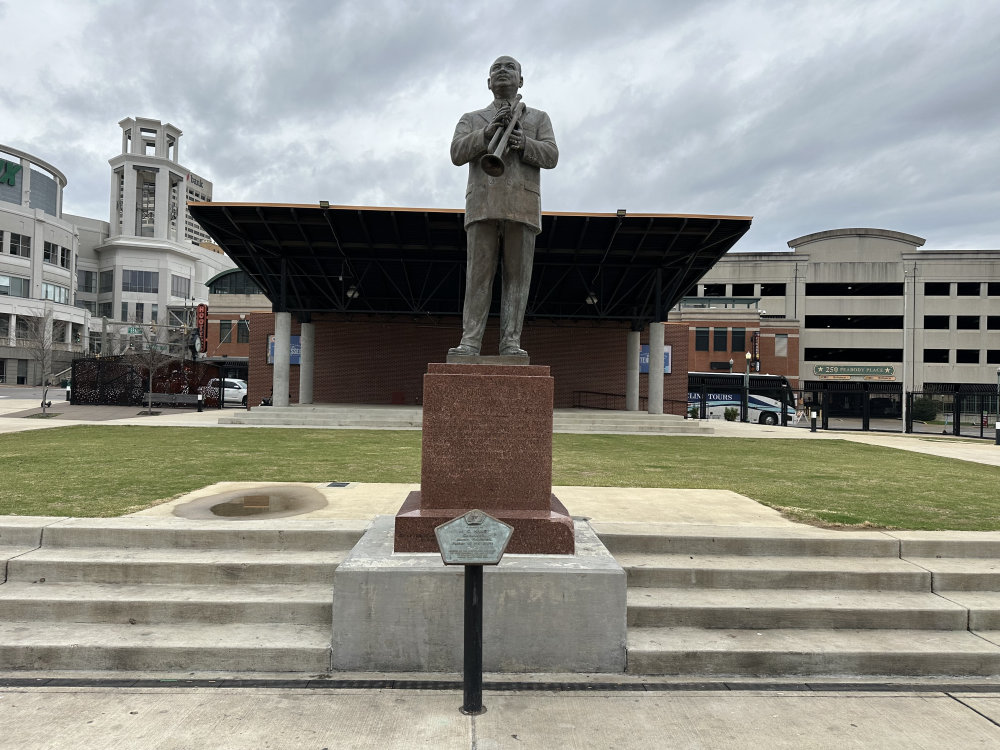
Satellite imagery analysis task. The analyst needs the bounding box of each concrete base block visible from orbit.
[332,516,626,673]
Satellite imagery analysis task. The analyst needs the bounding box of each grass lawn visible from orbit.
[0,425,997,530]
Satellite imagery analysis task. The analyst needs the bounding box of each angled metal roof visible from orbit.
[188,203,751,327]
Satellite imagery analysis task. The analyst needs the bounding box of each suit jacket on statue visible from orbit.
[451,101,558,233]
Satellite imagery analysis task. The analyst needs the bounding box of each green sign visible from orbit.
[813,364,895,377]
[0,158,22,187]
[127,326,142,334]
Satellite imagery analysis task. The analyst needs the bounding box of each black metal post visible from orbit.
[461,564,485,715]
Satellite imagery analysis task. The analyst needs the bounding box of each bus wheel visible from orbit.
[759,412,778,426]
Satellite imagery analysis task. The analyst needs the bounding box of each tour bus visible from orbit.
[687,372,797,425]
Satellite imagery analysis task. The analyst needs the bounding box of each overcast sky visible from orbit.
[3,0,999,252]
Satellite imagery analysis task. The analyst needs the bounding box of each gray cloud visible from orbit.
[4,0,999,252]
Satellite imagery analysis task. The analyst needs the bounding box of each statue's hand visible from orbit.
[485,105,511,140]
[508,128,524,152]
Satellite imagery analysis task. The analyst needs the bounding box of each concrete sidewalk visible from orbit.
[0,681,997,749]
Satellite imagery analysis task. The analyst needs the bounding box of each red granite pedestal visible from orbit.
[394,362,575,554]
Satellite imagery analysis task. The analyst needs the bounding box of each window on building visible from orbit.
[956,349,980,364]
[121,269,159,294]
[713,327,727,351]
[97,302,113,319]
[988,316,1000,330]
[15,318,29,340]
[805,315,904,329]
[731,328,746,352]
[220,319,232,344]
[924,282,950,296]
[0,314,8,338]
[956,282,980,296]
[121,302,129,321]
[775,333,788,358]
[702,284,725,297]
[924,315,949,329]
[75,300,96,314]
[806,283,904,296]
[43,242,70,268]
[695,327,709,351]
[134,302,144,322]
[41,283,69,305]
[923,349,949,363]
[171,274,191,298]
[989,283,1000,296]
[9,233,30,257]
[208,271,263,295]
[956,315,980,330]
[151,304,158,324]
[99,270,115,294]
[77,269,97,294]
[760,283,786,296]
[0,275,30,298]
[731,283,754,296]
[237,320,250,343]
[987,350,1000,364]
[805,348,903,362]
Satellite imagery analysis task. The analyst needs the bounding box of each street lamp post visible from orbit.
[743,351,751,423]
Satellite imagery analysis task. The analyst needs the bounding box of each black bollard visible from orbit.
[810,411,817,433]
[461,564,485,715]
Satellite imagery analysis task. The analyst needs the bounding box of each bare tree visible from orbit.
[18,306,54,387]
[121,318,173,413]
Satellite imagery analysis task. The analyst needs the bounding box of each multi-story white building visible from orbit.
[0,146,88,384]
[687,228,1000,394]
[1,118,234,385]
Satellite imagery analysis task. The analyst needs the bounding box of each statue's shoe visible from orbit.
[448,344,480,356]
[499,345,528,357]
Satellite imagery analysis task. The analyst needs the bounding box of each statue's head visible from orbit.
[487,56,523,96]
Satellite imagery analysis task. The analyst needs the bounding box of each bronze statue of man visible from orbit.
[448,56,559,358]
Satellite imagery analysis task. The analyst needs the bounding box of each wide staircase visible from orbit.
[220,405,712,436]
[0,518,365,672]
[597,524,1000,676]
[2,518,998,676]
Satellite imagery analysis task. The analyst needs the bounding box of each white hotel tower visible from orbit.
[72,117,233,355]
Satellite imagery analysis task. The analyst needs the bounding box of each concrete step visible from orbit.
[0,582,332,625]
[7,548,345,585]
[885,531,1000,558]
[0,621,331,672]
[941,592,1000,629]
[219,406,714,435]
[908,557,1000,591]
[627,588,968,629]
[37,518,367,551]
[598,525,899,557]
[616,552,931,591]
[626,627,1000,676]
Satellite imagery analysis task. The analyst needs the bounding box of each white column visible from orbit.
[298,321,314,404]
[7,314,16,347]
[626,330,640,411]
[121,167,137,237]
[647,322,664,415]
[153,170,170,239]
[273,312,291,407]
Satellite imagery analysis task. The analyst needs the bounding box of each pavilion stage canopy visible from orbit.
[188,203,751,328]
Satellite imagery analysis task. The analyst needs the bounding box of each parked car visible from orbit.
[205,378,248,406]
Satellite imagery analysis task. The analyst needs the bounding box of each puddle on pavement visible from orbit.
[174,484,329,520]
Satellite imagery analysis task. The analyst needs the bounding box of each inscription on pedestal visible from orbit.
[435,510,513,566]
